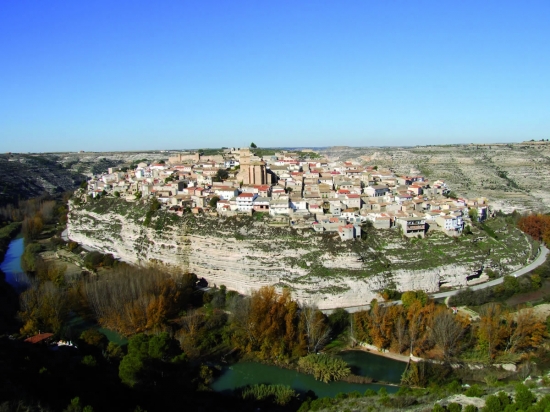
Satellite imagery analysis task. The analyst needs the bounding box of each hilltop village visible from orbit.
[85,147,489,240]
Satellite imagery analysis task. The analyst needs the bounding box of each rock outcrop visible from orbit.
[67,200,531,309]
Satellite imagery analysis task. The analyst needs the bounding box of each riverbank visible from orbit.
[352,343,411,364]
[0,222,22,263]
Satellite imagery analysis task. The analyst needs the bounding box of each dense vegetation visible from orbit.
[4,189,550,410]
[354,291,546,370]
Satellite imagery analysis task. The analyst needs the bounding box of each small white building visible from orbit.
[236,193,257,212]
[270,198,290,216]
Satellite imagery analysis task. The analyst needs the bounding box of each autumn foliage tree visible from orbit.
[84,267,196,335]
[19,280,69,335]
[300,303,330,353]
[230,286,308,361]
[518,214,550,245]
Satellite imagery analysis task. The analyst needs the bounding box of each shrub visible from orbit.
[448,403,462,412]
[241,384,297,405]
[464,384,483,397]
[297,354,350,383]
[81,355,97,367]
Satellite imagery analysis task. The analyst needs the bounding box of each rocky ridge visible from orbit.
[67,198,534,309]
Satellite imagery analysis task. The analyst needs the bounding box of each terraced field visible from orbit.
[322,141,550,213]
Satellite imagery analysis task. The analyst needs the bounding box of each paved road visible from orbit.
[433,245,548,299]
[323,245,549,314]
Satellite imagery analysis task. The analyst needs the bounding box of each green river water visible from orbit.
[212,350,407,398]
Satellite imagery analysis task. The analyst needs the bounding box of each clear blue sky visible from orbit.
[1,1,549,152]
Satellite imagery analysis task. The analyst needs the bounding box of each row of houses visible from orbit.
[86,148,489,241]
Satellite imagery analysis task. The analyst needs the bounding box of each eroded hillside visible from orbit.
[321,142,550,213]
[68,197,536,309]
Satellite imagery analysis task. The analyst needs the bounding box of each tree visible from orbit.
[119,333,185,387]
[231,286,304,360]
[215,168,229,182]
[327,308,349,336]
[209,196,220,209]
[250,142,257,148]
[300,303,330,353]
[469,208,479,222]
[430,309,464,361]
[514,383,536,410]
[394,315,409,354]
[518,214,550,243]
[19,281,69,335]
[22,215,44,241]
[477,303,505,359]
[503,308,546,353]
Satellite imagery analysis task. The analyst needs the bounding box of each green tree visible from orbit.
[513,383,535,410]
[215,168,229,181]
[80,329,108,350]
[209,196,220,208]
[250,142,257,148]
[119,333,186,387]
[63,397,94,412]
[469,208,479,222]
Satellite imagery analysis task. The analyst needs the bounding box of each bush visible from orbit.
[81,355,97,367]
[80,329,108,349]
[514,383,535,410]
[242,384,297,405]
[464,384,483,397]
[297,354,350,383]
[448,403,462,412]
[83,251,104,270]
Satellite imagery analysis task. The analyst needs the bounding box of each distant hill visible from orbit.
[0,154,85,206]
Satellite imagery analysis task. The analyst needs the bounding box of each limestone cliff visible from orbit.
[67,198,534,309]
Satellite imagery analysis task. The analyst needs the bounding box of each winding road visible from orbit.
[61,226,548,314]
[323,245,549,314]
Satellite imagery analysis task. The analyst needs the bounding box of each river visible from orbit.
[0,237,30,291]
[212,350,406,398]
[0,236,127,345]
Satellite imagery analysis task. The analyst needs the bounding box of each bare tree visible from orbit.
[394,315,409,354]
[301,303,331,353]
[430,310,464,361]
[408,309,422,356]
[176,309,205,357]
[478,303,504,359]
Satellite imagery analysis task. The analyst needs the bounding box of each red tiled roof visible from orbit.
[24,333,54,344]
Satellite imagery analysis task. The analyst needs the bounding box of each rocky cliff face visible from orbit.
[67,199,530,309]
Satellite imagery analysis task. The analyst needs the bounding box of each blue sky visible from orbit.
[1,1,549,152]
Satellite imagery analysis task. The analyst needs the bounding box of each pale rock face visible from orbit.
[68,206,479,309]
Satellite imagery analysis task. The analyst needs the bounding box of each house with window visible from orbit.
[252,197,270,212]
[214,186,240,200]
[436,215,464,235]
[396,217,426,238]
[365,185,390,197]
[236,193,257,212]
[269,198,290,216]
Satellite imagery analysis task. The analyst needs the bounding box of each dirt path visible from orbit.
[353,344,410,363]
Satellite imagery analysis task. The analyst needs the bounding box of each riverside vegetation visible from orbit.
[3,191,550,410]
